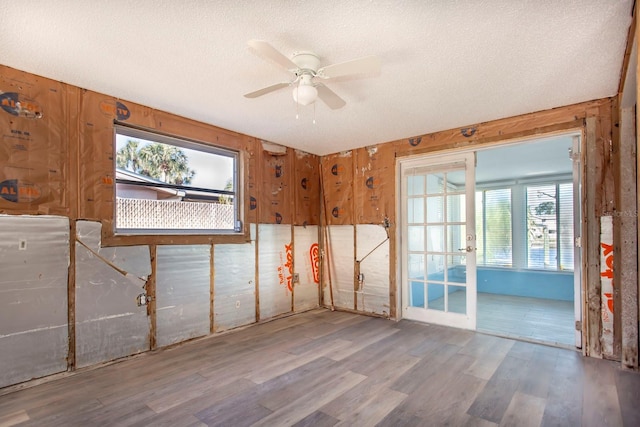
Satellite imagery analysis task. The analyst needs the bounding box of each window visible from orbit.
[114,125,240,234]
[476,188,512,267]
[526,183,573,270]
[475,181,574,271]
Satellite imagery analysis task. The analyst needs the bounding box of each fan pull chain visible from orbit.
[313,101,316,125]
[295,85,299,119]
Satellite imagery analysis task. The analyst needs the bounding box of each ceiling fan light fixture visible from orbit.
[292,83,318,106]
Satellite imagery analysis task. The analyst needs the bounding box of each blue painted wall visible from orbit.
[477,267,573,301]
[410,266,574,306]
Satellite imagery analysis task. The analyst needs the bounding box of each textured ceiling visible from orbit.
[0,1,633,155]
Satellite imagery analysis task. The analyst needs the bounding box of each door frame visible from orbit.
[395,130,584,348]
[398,151,477,330]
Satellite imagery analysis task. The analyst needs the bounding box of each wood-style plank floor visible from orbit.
[476,293,575,347]
[1,309,639,426]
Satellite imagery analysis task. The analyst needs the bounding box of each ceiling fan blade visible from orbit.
[244,82,290,98]
[248,40,298,71]
[317,55,380,79]
[316,84,346,109]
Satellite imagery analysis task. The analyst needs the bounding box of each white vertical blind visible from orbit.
[477,188,512,267]
[525,182,573,270]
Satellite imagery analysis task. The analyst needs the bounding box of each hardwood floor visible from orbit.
[1,309,639,426]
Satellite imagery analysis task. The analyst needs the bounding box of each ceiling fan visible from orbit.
[244,40,380,110]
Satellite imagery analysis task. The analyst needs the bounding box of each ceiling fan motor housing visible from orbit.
[291,52,321,74]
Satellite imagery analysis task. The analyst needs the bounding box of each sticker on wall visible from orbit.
[0,179,41,203]
[461,127,477,137]
[99,100,131,121]
[332,207,345,218]
[278,242,294,292]
[274,165,283,178]
[249,196,257,210]
[274,212,283,224]
[0,92,43,118]
[408,137,422,147]
[365,177,380,189]
[331,164,344,176]
[301,177,308,190]
[310,243,320,284]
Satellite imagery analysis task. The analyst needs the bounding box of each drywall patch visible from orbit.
[0,215,69,389]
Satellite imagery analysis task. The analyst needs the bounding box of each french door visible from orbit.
[400,153,476,329]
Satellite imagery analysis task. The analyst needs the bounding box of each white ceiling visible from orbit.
[0,1,633,156]
[476,135,575,184]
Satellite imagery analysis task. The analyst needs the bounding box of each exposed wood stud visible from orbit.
[255,225,261,323]
[585,117,602,358]
[148,245,157,351]
[389,223,397,319]
[354,226,358,311]
[210,244,215,333]
[67,220,77,371]
[616,107,638,369]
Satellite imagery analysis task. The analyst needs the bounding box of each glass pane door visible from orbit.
[401,153,476,330]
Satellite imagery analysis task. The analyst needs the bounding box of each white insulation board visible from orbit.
[293,225,320,312]
[323,225,355,310]
[214,224,256,331]
[258,224,293,319]
[75,221,151,368]
[156,245,211,348]
[356,224,390,316]
[0,215,69,388]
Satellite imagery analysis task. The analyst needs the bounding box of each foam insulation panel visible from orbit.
[258,224,293,319]
[323,225,355,310]
[214,224,257,331]
[156,245,211,348]
[293,225,320,312]
[75,221,150,368]
[356,224,390,316]
[0,215,69,388]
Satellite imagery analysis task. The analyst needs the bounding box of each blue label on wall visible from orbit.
[0,92,43,118]
[115,101,131,121]
[408,137,422,147]
[0,179,41,203]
